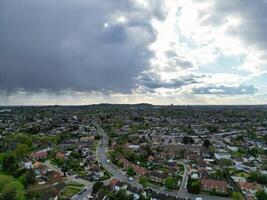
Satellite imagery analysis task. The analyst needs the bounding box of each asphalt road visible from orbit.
[179,162,189,197]
[71,186,93,200]
[96,125,142,188]
[96,124,231,200]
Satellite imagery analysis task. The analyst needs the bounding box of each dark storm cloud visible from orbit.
[139,73,199,90]
[199,0,267,51]
[0,0,165,93]
[192,84,257,95]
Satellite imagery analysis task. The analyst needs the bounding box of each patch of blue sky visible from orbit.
[198,54,248,75]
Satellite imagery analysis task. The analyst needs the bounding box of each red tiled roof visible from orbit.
[201,179,228,190]
[56,152,65,159]
[31,151,48,159]
[239,182,262,191]
[110,178,119,186]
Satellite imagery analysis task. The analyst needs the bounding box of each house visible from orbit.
[109,178,119,188]
[191,173,200,179]
[165,161,179,170]
[113,182,127,191]
[188,153,200,162]
[201,179,228,193]
[149,171,167,183]
[126,185,144,200]
[119,157,147,176]
[44,170,63,182]
[231,176,246,183]
[93,190,107,200]
[31,150,48,160]
[155,152,176,160]
[55,152,65,159]
[21,159,33,169]
[119,157,131,169]
[215,152,231,160]
[132,165,147,176]
[148,155,155,162]
[198,168,209,179]
[239,182,262,197]
[38,182,66,200]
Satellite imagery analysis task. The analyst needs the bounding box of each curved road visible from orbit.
[96,124,231,200]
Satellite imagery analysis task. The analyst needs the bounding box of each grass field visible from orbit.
[234,172,249,178]
[61,186,82,199]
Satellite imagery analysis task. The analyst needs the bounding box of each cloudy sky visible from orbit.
[0,0,267,105]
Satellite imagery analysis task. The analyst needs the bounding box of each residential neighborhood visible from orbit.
[0,104,267,200]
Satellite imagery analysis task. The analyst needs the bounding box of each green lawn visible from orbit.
[234,172,249,178]
[0,171,9,175]
[61,186,81,199]
[68,182,85,188]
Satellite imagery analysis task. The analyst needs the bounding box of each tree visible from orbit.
[0,177,25,200]
[139,176,149,188]
[248,172,267,184]
[165,177,175,189]
[207,125,218,133]
[0,175,13,191]
[187,177,200,194]
[127,167,135,177]
[218,159,232,167]
[203,139,211,148]
[263,135,267,144]
[14,144,29,159]
[190,181,200,194]
[2,154,16,171]
[94,135,102,140]
[109,189,133,200]
[25,169,36,185]
[182,136,194,144]
[1,182,25,200]
[256,190,267,200]
[232,192,244,200]
[92,182,104,194]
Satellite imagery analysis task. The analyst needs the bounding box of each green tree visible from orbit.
[218,159,232,167]
[139,176,149,188]
[109,189,133,200]
[165,177,175,189]
[187,177,200,194]
[256,190,267,200]
[0,177,25,200]
[127,167,135,176]
[2,154,16,171]
[14,144,29,159]
[203,139,211,148]
[25,169,36,185]
[182,136,194,144]
[232,192,244,200]
[0,175,13,191]
[249,172,267,184]
[92,182,104,194]
[207,125,219,133]
[190,181,200,194]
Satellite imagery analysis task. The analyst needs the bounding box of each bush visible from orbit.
[165,177,176,190]
[187,177,200,194]
[256,190,267,200]
[127,167,135,176]
[0,175,25,200]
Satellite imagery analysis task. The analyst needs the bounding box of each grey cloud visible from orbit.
[200,15,228,27]
[0,0,165,93]
[139,73,199,90]
[192,84,257,95]
[165,50,194,69]
[199,0,267,51]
